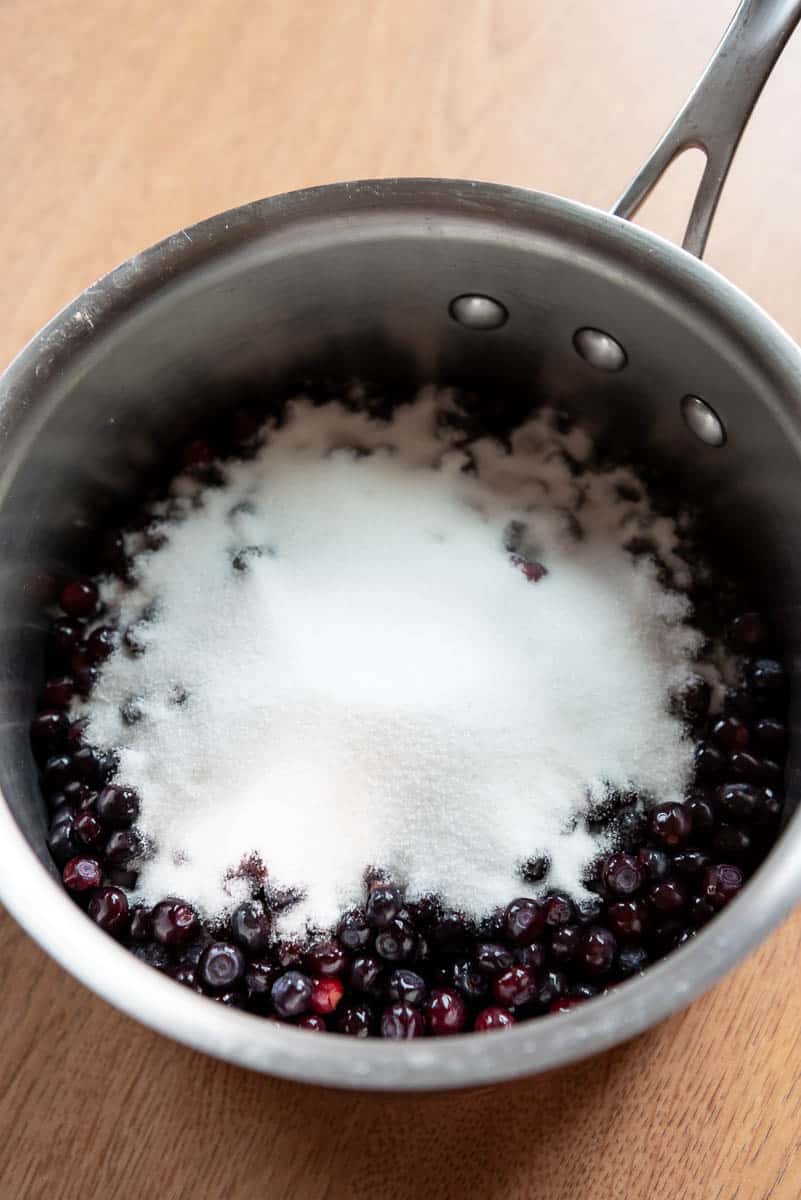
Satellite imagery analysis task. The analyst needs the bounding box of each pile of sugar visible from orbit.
[76,388,710,935]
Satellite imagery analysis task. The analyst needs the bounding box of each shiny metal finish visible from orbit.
[614,0,801,257]
[449,293,509,330]
[681,394,727,447]
[1,2,801,1091]
[573,326,627,372]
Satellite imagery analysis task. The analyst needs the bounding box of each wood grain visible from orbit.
[2,2,801,1197]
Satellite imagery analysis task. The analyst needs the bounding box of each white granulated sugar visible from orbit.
[76,388,707,935]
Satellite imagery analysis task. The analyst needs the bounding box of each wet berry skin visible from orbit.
[74,809,105,849]
[694,743,726,783]
[62,855,102,892]
[474,1006,516,1031]
[87,887,130,936]
[95,785,140,828]
[271,970,313,1018]
[30,710,69,755]
[637,847,672,882]
[543,893,574,927]
[648,880,687,915]
[86,625,115,663]
[649,802,692,847]
[298,1014,328,1032]
[198,942,246,992]
[576,927,617,976]
[503,897,545,945]
[425,987,468,1035]
[607,899,648,942]
[374,918,416,962]
[230,901,272,955]
[310,978,345,1016]
[549,924,580,965]
[47,806,80,865]
[129,905,152,941]
[616,945,649,978]
[59,579,98,618]
[337,908,371,951]
[305,939,346,978]
[366,885,402,929]
[702,864,744,909]
[105,829,142,866]
[150,899,199,946]
[381,1003,425,1039]
[337,1001,376,1037]
[348,955,384,995]
[386,969,428,1007]
[493,965,538,1009]
[450,959,490,1001]
[603,853,643,896]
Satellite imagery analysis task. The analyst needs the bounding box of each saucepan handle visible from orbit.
[613,0,801,258]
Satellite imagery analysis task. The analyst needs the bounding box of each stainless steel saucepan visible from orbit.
[1,0,800,1090]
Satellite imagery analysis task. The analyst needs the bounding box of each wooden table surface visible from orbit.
[3,3,801,1197]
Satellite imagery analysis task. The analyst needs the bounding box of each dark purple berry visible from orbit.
[430,910,472,953]
[686,792,717,837]
[712,825,753,862]
[271,970,313,1018]
[167,964,200,989]
[614,806,647,850]
[105,828,143,865]
[198,942,246,992]
[87,887,129,936]
[549,924,580,965]
[41,676,75,708]
[366,884,402,928]
[603,852,643,896]
[695,743,726,782]
[386,969,428,1007]
[672,848,711,876]
[337,908,371,951]
[70,745,105,785]
[474,1006,515,1031]
[493,966,538,1009]
[637,846,672,881]
[30,709,69,755]
[535,969,567,1008]
[244,960,279,1011]
[607,899,648,942]
[648,880,687,914]
[724,687,757,718]
[74,809,105,848]
[305,939,346,978]
[348,956,384,995]
[649,802,692,847]
[62,855,102,892]
[474,942,515,978]
[374,917,416,962]
[132,942,170,971]
[337,1001,376,1037]
[702,863,744,909]
[380,1003,425,1039]
[151,899,199,946]
[86,626,115,663]
[543,893,574,927]
[229,901,272,955]
[450,959,490,1001]
[60,579,98,618]
[576,927,617,976]
[426,987,468,1035]
[753,717,787,756]
[688,895,715,926]
[298,1014,327,1031]
[47,805,80,865]
[515,943,545,971]
[747,658,785,693]
[712,716,750,751]
[42,754,73,795]
[574,895,605,925]
[717,782,761,823]
[96,784,140,827]
[48,618,84,659]
[503,897,545,945]
[729,612,768,649]
[616,946,649,978]
[729,751,764,784]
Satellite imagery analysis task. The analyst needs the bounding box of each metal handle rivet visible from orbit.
[681,394,726,446]
[573,327,627,372]
[449,294,508,330]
